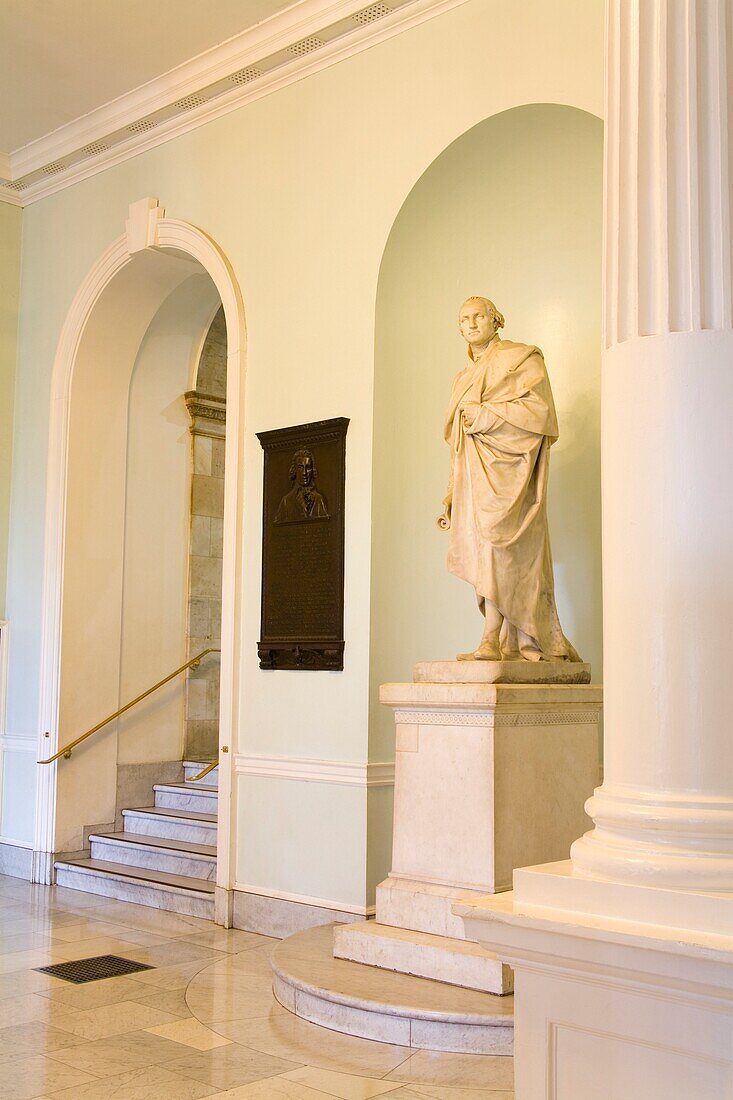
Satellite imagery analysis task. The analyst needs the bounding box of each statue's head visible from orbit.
[458,297,505,352]
[290,448,317,488]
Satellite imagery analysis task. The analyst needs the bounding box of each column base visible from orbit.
[456,861,733,1099]
[512,858,733,938]
[571,784,733,892]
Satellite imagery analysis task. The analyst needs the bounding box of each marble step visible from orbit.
[54,857,215,918]
[122,806,218,845]
[154,782,218,815]
[334,919,513,995]
[183,759,219,786]
[89,831,217,881]
[272,924,514,1055]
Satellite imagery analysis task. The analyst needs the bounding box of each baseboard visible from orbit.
[0,840,33,880]
[233,885,374,938]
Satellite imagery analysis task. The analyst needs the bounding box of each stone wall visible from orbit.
[184,308,226,759]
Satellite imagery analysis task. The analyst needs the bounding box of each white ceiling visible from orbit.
[0,0,296,152]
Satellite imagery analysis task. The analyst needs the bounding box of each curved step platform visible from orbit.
[271,924,514,1055]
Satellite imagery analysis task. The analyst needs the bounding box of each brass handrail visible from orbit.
[38,647,221,765]
[189,758,219,782]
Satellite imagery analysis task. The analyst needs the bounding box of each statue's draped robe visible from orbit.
[444,336,578,660]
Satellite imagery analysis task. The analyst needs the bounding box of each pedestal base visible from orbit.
[376,875,487,939]
[273,924,514,1054]
[342,680,601,998]
[414,660,591,684]
[379,681,602,894]
[457,862,733,1099]
[334,919,513,994]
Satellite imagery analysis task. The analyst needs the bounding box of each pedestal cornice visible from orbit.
[380,682,603,711]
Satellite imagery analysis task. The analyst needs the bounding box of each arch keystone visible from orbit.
[126,197,165,253]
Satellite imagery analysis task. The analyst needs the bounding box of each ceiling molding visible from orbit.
[0,0,467,208]
[0,187,22,208]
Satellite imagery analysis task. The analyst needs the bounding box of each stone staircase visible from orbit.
[54,761,218,918]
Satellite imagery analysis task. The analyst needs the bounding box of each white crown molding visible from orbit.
[0,0,468,207]
[0,187,22,208]
[235,753,395,787]
[0,152,11,178]
[11,0,368,178]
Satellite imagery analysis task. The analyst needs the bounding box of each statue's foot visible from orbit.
[457,641,502,661]
[518,646,546,662]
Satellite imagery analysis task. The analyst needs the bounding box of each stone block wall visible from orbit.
[184,307,227,760]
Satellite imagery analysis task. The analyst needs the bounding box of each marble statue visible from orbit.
[438,296,580,662]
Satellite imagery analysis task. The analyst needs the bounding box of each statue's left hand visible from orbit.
[461,402,480,429]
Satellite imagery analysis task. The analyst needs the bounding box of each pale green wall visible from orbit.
[0,201,28,847]
[3,0,604,904]
[370,105,604,762]
[0,201,21,617]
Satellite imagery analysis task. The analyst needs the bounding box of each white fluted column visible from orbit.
[570,0,733,891]
[458,8,733,1094]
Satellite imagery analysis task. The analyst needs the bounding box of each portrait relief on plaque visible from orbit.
[257,418,349,671]
[274,448,330,525]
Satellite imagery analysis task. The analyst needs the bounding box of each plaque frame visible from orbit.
[256,417,349,670]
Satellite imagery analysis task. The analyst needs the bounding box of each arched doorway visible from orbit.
[33,200,245,927]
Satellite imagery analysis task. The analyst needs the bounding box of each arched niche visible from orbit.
[369,103,603,761]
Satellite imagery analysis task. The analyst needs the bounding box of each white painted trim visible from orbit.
[0,152,11,178]
[235,881,376,917]
[34,199,246,901]
[234,754,395,787]
[0,736,37,753]
[0,836,32,849]
[188,300,225,393]
[0,188,23,208]
[3,0,468,206]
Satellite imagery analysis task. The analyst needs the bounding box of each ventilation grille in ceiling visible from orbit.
[9,0,415,199]
[173,94,209,112]
[287,36,323,56]
[127,118,158,135]
[231,66,262,86]
[81,141,109,158]
[353,2,392,24]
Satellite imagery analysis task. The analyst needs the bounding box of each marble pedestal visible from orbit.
[334,669,602,995]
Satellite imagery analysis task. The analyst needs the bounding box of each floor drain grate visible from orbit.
[35,954,155,984]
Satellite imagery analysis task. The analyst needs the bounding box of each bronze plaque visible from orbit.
[257,418,349,670]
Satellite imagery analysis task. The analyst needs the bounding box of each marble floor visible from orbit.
[0,873,514,1098]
